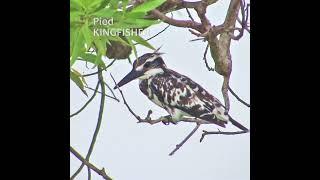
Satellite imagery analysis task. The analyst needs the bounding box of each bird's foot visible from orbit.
[161,116,177,125]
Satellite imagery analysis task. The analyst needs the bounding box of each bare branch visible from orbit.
[85,86,120,102]
[87,167,91,180]
[203,44,214,71]
[110,73,148,122]
[70,146,112,180]
[189,37,205,42]
[169,123,201,156]
[145,23,170,42]
[200,129,248,142]
[70,81,100,118]
[185,8,195,22]
[83,59,116,77]
[230,0,248,40]
[150,9,205,33]
[222,76,230,112]
[236,3,250,33]
[104,81,119,101]
[71,66,107,180]
[228,86,250,107]
[146,0,220,18]
[134,13,173,45]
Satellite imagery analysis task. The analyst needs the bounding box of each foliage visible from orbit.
[70,0,166,94]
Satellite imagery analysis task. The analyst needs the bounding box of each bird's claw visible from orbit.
[161,117,177,125]
[162,120,170,125]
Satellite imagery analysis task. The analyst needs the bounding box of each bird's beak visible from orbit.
[114,69,143,89]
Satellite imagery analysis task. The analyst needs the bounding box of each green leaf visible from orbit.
[81,22,94,50]
[72,68,88,87]
[124,18,159,27]
[95,53,103,66]
[109,0,119,10]
[109,19,159,29]
[126,36,137,59]
[93,0,111,12]
[70,11,83,22]
[125,11,146,19]
[79,52,106,68]
[87,0,105,10]
[92,8,116,18]
[106,35,130,46]
[70,69,88,96]
[93,37,106,56]
[130,35,155,50]
[131,0,166,13]
[71,30,85,66]
[71,0,85,11]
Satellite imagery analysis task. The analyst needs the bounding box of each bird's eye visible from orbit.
[144,62,151,68]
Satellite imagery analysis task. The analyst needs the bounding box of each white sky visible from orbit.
[71,0,250,179]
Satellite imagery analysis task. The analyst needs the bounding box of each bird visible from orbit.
[114,51,248,131]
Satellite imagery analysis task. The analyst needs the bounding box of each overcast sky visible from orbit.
[70,0,250,179]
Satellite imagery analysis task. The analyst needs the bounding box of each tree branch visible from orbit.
[200,129,248,142]
[70,146,112,180]
[148,0,220,17]
[104,81,119,102]
[71,66,107,180]
[145,23,170,41]
[169,123,201,156]
[70,81,100,118]
[83,59,116,77]
[185,8,195,22]
[85,86,120,102]
[201,45,250,108]
[230,0,249,40]
[203,44,214,71]
[228,86,250,107]
[150,9,205,33]
[135,13,172,44]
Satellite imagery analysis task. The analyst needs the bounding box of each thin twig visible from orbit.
[228,86,250,107]
[145,23,170,42]
[203,44,214,71]
[85,86,120,102]
[200,129,248,142]
[70,146,112,180]
[236,3,250,33]
[230,0,249,40]
[70,81,100,118]
[186,8,195,22]
[111,73,142,119]
[83,59,116,77]
[87,167,91,180]
[150,9,205,33]
[104,81,119,101]
[169,123,201,156]
[134,13,172,45]
[189,37,205,42]
[71,67,107,180]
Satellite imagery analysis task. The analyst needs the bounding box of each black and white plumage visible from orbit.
[115,52,244,129]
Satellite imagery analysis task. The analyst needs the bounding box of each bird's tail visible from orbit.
[200,114,227,128]
[228,116,249,131]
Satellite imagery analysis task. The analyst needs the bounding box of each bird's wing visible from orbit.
[164,69,229,126]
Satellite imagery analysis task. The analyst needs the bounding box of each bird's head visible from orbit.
[114,52,166,89]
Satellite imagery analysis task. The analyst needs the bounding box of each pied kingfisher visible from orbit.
[115,52,247,130]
